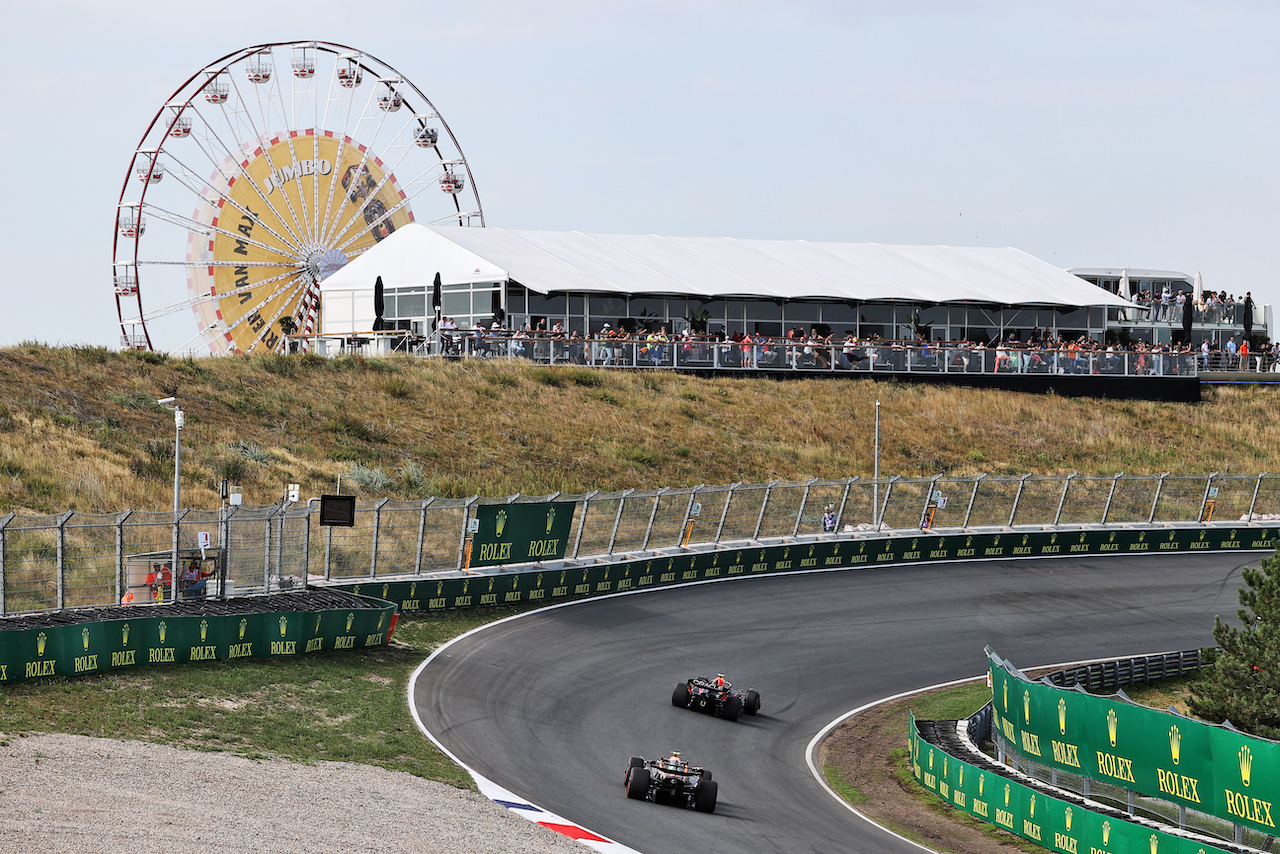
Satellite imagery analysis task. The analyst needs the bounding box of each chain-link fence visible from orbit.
[2,472,1278,617]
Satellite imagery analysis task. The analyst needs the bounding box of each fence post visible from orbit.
[715,483,740,544]
[640,488,666,551]
[1101,473,1124,524]
[878,477,899,530]
[1148,472,1170,523]
[793,478,817,537]
[1247,472,1267,523]
[963,475,985,529]
[414,497,435,575]
[1196,472,1218,525]
[264,505,275,592]
[56,511,72,610]
[301,500,315,588]
[1008,473,1032,527]
[1053,473,1076,527]
[0,513,10,615]
[572,490,599,558]
[457,496,478,570]
[754,481,779,540]
[606,489,635,555]
[115,510,132,606]
[835,477,855,531]
[370,497,390,578]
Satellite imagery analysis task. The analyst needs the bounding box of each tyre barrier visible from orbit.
[0,590,398,685]
[332,525,1280,614]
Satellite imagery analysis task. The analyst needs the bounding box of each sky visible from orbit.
[1,0,1277,351]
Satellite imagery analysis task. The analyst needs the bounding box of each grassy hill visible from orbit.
[0,342,1276,516]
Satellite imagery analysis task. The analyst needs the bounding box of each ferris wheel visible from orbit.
[113,41,484,355]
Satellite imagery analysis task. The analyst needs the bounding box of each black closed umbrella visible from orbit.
[372,275,385,331]
[1181,297,1194,342]
[431,271,442,331]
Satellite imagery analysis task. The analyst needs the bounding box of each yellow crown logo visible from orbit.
[784,547,791,559]
[928,750,934,770]
[36,632,47,656]
[1079,532,1087,542]
[1240,746,1252,787]
[1022,534,1029,545]
[378,612,385,629]
[1051,533,1058,544]
[238,617,247,639]
[1003,679,1009,713]
[1150,833,1159,854]
[943,757,948,776]
[558,571,566,585]
[279,615,288,637]
[409,582,417,597]
[1023,690,1031,724]
[159,621,167,644]
[979,774,985,796]
[314,614,322,632]
[436,581,443,595]
[1029,795,1036,818]
[958,766,964,787]
[1102,821,1111,845]
[121,623,130,646]
[495,509,507,537]
[1109,531,1117,542]
[910,539,918,550]
[536,573,543,587]
[1199,530,1206,540]
[82,626,90,651]
[994,536,1001,546]
[1059,697,1068,735]
[488,577,495,592]
[346,612,355,632]
[546,507,555,534]
[1065,807,1073,831]
[1107,708,1118,747]
[1004,783,1011,807]
[809,545,815,557]
[200,620,208,642]
[965,536,973,547]
[381,583,389,599]
[1170,725,1181,765]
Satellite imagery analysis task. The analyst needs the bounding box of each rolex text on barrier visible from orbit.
[910,713,1237,854]
[0,599,396,685]
[345,526,1280,615]
[989,650,1280,838]
[470,502,576,567]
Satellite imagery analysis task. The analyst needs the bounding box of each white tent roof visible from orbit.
[321,223,1133,308]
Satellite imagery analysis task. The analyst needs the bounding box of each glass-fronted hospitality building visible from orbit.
[318,226,1267,347]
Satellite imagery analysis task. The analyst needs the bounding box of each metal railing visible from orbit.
[1,472,1277,617]
[306,332,1243,377]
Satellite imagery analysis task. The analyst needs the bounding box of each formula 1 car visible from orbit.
[624,753,717,813]
[672,674,761,721]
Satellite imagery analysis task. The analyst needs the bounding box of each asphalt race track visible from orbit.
[412,553,1255,854]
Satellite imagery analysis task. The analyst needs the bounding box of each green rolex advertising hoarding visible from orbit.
[989,652,1280,837]
[0,600,397,685]
[470,502,577,567]
[912,713,1237,854]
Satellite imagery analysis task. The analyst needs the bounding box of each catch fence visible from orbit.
[2,472,1277,617]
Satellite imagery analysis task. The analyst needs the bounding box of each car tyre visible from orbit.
[626,767,650,800]
[694,779,718,813]
[699,769,712,782]
[628,756,645,769]
[743,690,761,715]
[723,695,742,721]
[672,682,690,708]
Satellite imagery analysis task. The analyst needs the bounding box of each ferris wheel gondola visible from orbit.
[113,41,484,354]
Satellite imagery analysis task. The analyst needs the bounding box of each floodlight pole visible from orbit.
[874,400,881,529]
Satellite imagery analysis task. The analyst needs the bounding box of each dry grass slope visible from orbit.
[0,343,1275,515]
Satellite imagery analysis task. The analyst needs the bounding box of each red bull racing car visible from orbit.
[624,752,717,813]
[672,674,761,721]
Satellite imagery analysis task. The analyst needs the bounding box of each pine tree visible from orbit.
[1188,547,1280,739]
